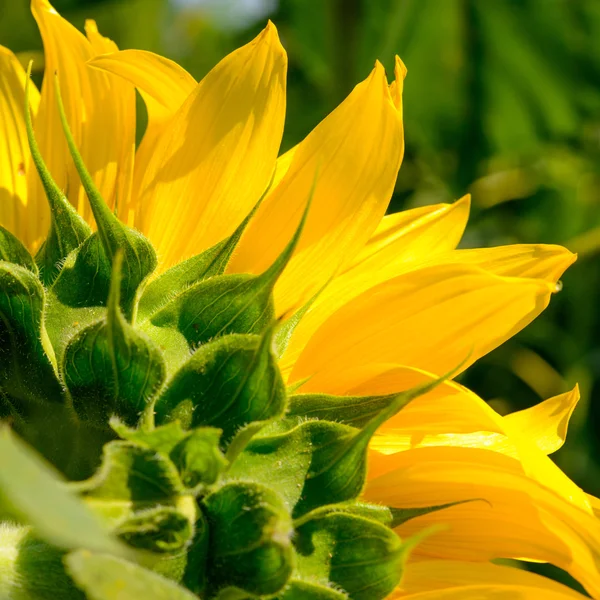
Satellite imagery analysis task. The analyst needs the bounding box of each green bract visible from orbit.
[0,71,451,600]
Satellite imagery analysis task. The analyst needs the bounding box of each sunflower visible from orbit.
[0,1,598,599]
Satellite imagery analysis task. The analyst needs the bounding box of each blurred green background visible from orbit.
[2,0,600,591]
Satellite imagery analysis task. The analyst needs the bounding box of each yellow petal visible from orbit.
[88,49,196,225]
[278,197,470,376]
[436,243,577,282]
[288,263,564,387]
[392,560,589,599]
[228,57,406,316]
[0,45,40,246]
[135,22,287,270]
[349,365,589,510]
[30,0,135,230]
[503,386,580,455]
[363,446,600,598]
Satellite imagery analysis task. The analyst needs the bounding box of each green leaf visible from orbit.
[293,511,407,600]
[154,330,286,445]
[0,262,62,404]
[54,75,156,320]
[0,428,124,556]
[0,225,37,274]
[137,187,266,323]
[115,506,193,553]
[203,481,295,597]
[62,253,166,430]
[66,551,199,600]
[24,64,91,285]
[139,184,312,364]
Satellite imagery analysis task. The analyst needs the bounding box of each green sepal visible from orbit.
[202,481,295,597]
[54,75,156,320]
[140,188,311,363]
[293,511,407,600]
[65,551,199,600]
[390,500,482,528]
[0,525,84,600]
[115,506,193,554]
[288,391,403,428]
[0,225,38,274]
[112,420,228,494]
[24,64,91,285]
[61,253,166,430]
[231,374,452,517]
[0,262,62,405]
[0,428,124,557]
[74,441,184,510]
[137,189,265,323]
[155,330,286,445]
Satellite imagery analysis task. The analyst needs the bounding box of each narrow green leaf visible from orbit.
[390,500,485,528]
[0,225,37,274]
[54,74,156,319]
[66,551,199,600]
[154,330,286,445]
[24,63,91,285]
[62,253,166,430]
[0,262,62,404]
[0,428,124,556]
[293,511,407,600]
[203,481,295,597]
[273,278,330,359]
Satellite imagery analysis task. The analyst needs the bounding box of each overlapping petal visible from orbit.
[287,254,573,386]
[135,22,287,270]
[392,560,589,599]
[0,46,39,245]
[89,49,196,225]
[30,0,135,236]
[228,57,407,317]
[278,197,470,374]
[363,446,600,598]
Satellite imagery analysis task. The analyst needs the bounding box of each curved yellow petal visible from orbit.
[392,560,588,599]
[288,263,565,387]
[279,197,470,375]
[504,386,580,455]
[89,49,196,117]
[135,22,287,270]
[347,366,588,510]
[228,57,406,317]
[0,45,39,245]
[89,49,197,225]
[437,243,577,282]
[30,0,135,232]
[363,446,600,598]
